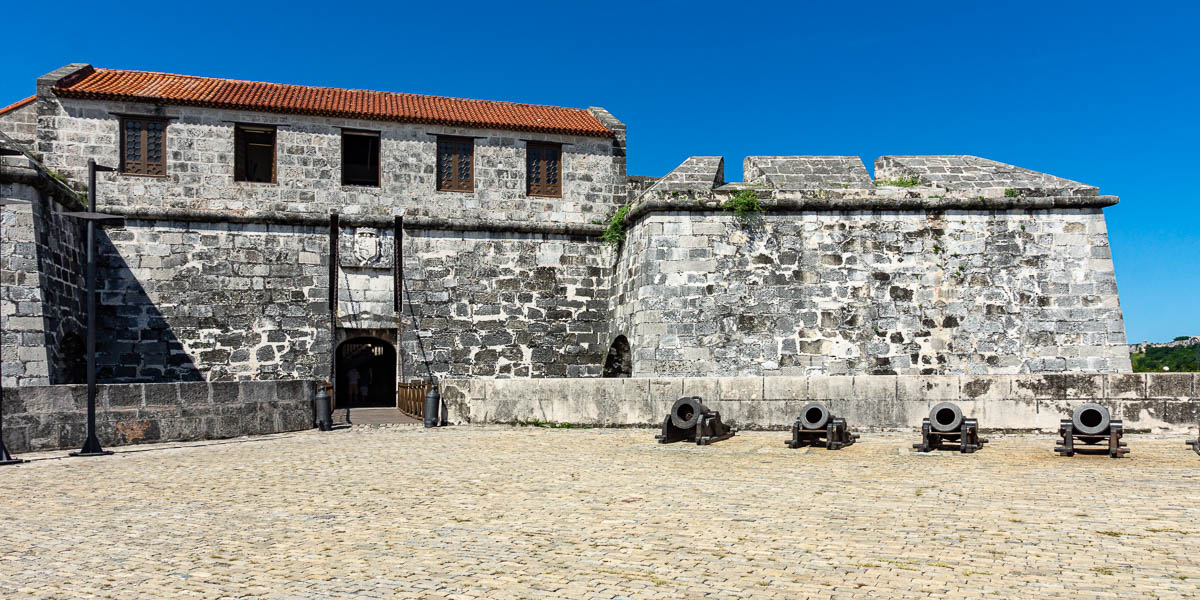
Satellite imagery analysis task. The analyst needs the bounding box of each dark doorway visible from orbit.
[602,335,632,377]
[336,337,396,408]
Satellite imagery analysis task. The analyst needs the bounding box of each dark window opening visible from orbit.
[342,130,380,186]
[234,124,276,183]
[120,117,167,176]
[436,135,474,192]
[526,141,562,198]
[602,335,632,378]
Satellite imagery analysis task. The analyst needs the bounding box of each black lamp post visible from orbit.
[62,159,122,457]
[0,190,31,465]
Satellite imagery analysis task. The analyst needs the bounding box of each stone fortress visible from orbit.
[2,63,1192,452]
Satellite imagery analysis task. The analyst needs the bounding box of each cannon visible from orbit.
[785,403,858,450]
[655,396,735,445]
[1188,427,1199,456]
[1055,403,1128,458]
[913,402,987,453]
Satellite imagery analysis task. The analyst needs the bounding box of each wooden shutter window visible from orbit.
[120,117,167,176]
[526,142,562,198]
[234,124,277,183]
[436,136,474,192]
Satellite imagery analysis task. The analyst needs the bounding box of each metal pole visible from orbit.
[329,213,338,403]
[71,159,111,456]
[394,215,403,384]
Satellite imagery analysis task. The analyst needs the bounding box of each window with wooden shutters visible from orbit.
[526,142,562,198]
[120,117,167,176]
[234,124,276,183]
[436,136,474,192]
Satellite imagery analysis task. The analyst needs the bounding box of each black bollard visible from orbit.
[424,378,440,428]
[314,387,332,431]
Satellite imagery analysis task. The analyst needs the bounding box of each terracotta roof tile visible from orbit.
[0,95,35,116]
[54,69,613,138]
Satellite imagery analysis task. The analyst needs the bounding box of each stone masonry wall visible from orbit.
[1,379,316,452]
[440,373,1199,433]
[95,219,613,382]
[37,97,624,226]
[612,208,1128,377]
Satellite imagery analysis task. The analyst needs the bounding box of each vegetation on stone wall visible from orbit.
[1131,345,1200,372]
[722,190,765,223]
[600,204,631,245]
[873,175,921,187]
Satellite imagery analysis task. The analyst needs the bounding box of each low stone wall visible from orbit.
[440,373,1199,432]
[1,379,317,453]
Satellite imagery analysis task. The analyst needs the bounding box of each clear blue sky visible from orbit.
[3,0,1196,343]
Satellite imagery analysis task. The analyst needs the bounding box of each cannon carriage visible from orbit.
[655,396,736,445]
[785,403,858,450]
[913,402,988,453]
[1055,403,1128,458]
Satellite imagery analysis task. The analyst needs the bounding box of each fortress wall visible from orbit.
[614,206,1129,377]
[440,373,1198,433]
[95,219,612,382]
[38,97,625,226]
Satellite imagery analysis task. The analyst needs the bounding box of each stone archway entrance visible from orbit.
[603,335,632,377]
[335,336,397,408]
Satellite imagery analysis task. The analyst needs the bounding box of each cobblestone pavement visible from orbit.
[2,427,1198,599]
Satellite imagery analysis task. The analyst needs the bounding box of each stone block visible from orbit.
[896,375,959,401]
[275,379,312,403]
[1103,374,1144,399]
[763,376,808,400]
[960,375,1011,401]
[1146,373,1194,399]
[1046,374,1104,399]
[178,382,211,406]
[1011,375,1058,400]
[649,378,684,402]
[240,380,278,404]
[718,377,762,401]
[210,382,241,404]
[143,383,179,407]
[807,376,854,401]
[681,377,719,401]
[852,375,897,401]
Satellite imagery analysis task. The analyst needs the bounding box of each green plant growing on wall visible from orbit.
[722,189,765,223]
[874,175,921,187]
[600,204,632,245]
[1004,188,1020,198]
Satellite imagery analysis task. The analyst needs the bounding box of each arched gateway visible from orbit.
[335,337,397,408]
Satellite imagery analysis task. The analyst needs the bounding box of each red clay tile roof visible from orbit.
[53,68,614,138]
[0,95,35,116]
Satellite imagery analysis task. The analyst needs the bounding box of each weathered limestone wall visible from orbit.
[36,97,624,226]
[440,373,1199,433]
[95,219,613,382]
[613,209,1127,377]
[610,156,1130,377]
[0,379,316,452]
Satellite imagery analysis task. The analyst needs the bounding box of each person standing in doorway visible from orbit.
[344,367,359,425]
[360,368,373,406]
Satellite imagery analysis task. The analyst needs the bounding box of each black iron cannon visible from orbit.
[786,402,858,450]
[655,396,735,445]
[913,402,987,453]
[1187,426,1199,456]
[1055,403,1128,458]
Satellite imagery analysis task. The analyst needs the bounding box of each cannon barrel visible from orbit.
[798,402,831,430]
[1072,403,1111,436]
[929,402,964,433]
[670,396,709,430]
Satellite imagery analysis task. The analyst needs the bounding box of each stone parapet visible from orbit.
[0,379,317,452]
[440,373,1199,432]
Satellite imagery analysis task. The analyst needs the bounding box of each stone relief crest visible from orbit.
[354,227,381,263]
[339,226,393,269]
